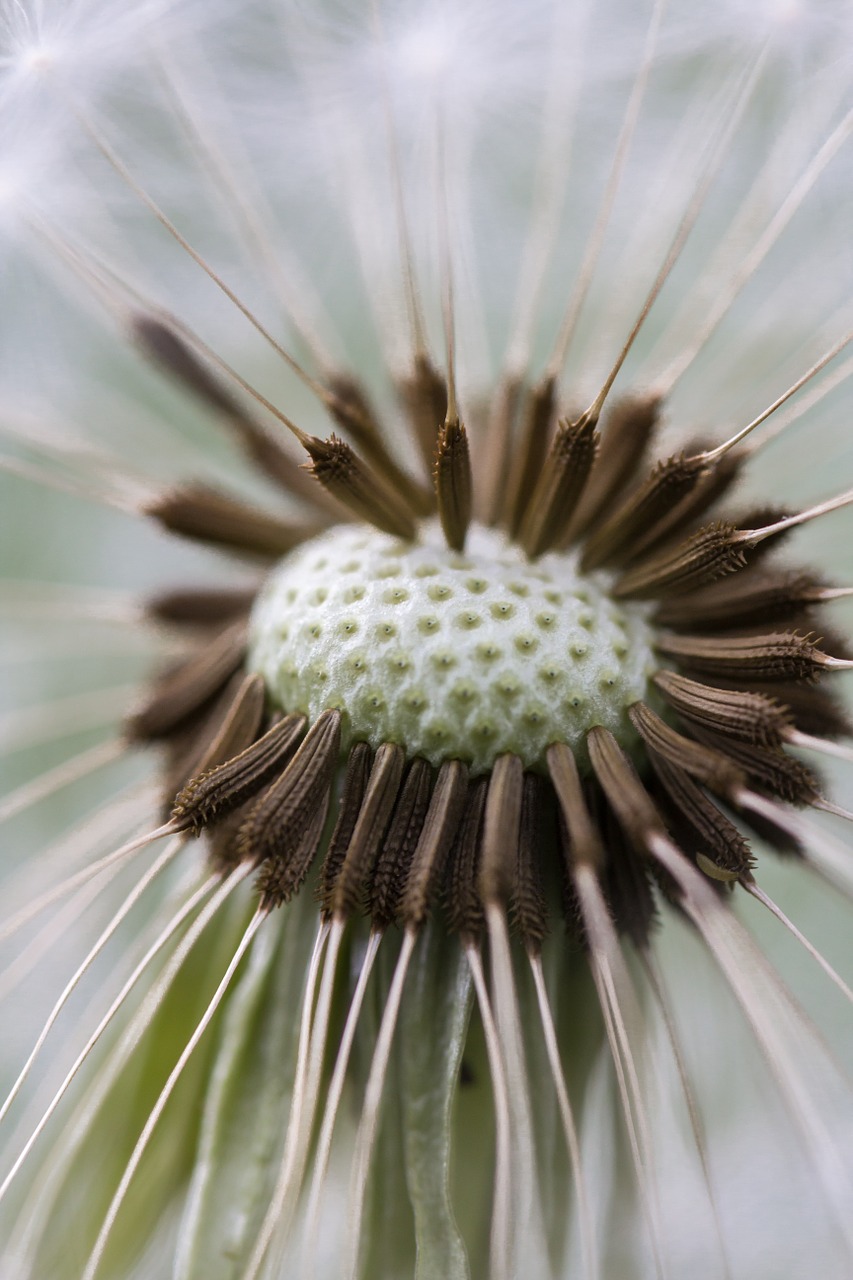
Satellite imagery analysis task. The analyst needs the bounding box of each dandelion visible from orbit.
[2,0,853,1277]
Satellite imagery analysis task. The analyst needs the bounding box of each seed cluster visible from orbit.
[127,318,852,949]
[248,521,657,772]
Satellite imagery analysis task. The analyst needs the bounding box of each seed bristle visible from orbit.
[613,520,747,598]
[434,417,473,553]
[518,417,599,558]
[172,710,306,835]
[125,622,247,741]
[580,452,710,570]
[236,709,342,867]
[444,776,488,940]
[328,743,405,920]
[143,484,319,558]
[304,435,418,540]
[506,375,557,538]
[397,354,449,478]
[400,759,468,929]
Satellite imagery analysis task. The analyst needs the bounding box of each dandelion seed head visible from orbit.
[3,0,853,1277]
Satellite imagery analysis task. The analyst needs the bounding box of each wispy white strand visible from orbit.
[650,835,853,1259]
[466,942,514,1280]
[484,904,550,1280]
[0,685,136,753]
[0,851,123,1008]
[0,833,185,1127]
[574,866,666,1280]
[0,871,217,1206]
[344,927,416,1280]
[638,948,733,1280]
[301,928,382,1280]
[5,863,252,1275]
[0,810,173,945]
[744,880,853,1005]
[528,952,599,1280]
[241,918,334,1280]
[81,907,265,1280]
[1,739,124,833]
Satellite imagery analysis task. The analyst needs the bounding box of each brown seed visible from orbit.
[400,759,469,929]
[478,754,524,905]
[628,702,747,798]
[397,353,449,479]
[648,753,754,879]
[518,416,599,558]
[434,417,473,553]
[237,709,342,866]
[653,570,826,631]
[326,372,434,517]
[318,742,374,914]
[172,709,306,835]
[580,452,710,570]
[145,585,258,628]
[512,773,549,953]
[131,314,333,511]
[506,375,557,537]
[564,393,661,542]
[653,670,792,747]
[143,484,317,558]
[368,758,434,929]
[445,776,489,940]
[655,630,827,682]
[125,622,247,741]
[328,743,405,919]
[304,435,417,541]
[612,520,747,599]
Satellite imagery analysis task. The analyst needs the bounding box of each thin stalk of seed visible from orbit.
[145,585,258,628]
[130,314,329,510]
